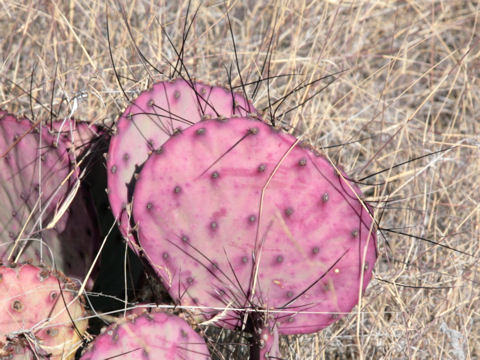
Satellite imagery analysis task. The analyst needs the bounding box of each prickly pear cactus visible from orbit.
[0,264,88,359]
[80,310,211,359]
[0,111,99,285]
[132,117,377,343]
[107,79,255,250]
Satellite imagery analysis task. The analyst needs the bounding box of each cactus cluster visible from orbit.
[1,77,377,359]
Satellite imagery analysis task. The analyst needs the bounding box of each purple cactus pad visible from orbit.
[132,116,377,336]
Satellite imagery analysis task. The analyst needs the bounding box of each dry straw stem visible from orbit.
[1,0,479,359]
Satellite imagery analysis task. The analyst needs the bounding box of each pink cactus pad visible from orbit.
[47,119,99,158]
[0,264,88,359]
[0,111,98,285]
[132,117,377,338]
[42,119,101,286]
[107,79,255,250]
[80,310,210,359]
[0,111,77,255]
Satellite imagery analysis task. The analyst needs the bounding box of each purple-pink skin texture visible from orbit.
[107,79,255,251]
[133,116,377,336]
[80,311,210,360]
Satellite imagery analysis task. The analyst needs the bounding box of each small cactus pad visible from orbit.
[80,311,211,359]
[0,264,88,359]
[107,79,255,249]
[132,117,377,335]
[0,111,98,284]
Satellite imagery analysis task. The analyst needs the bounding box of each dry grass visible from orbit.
[1,0,479,359]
